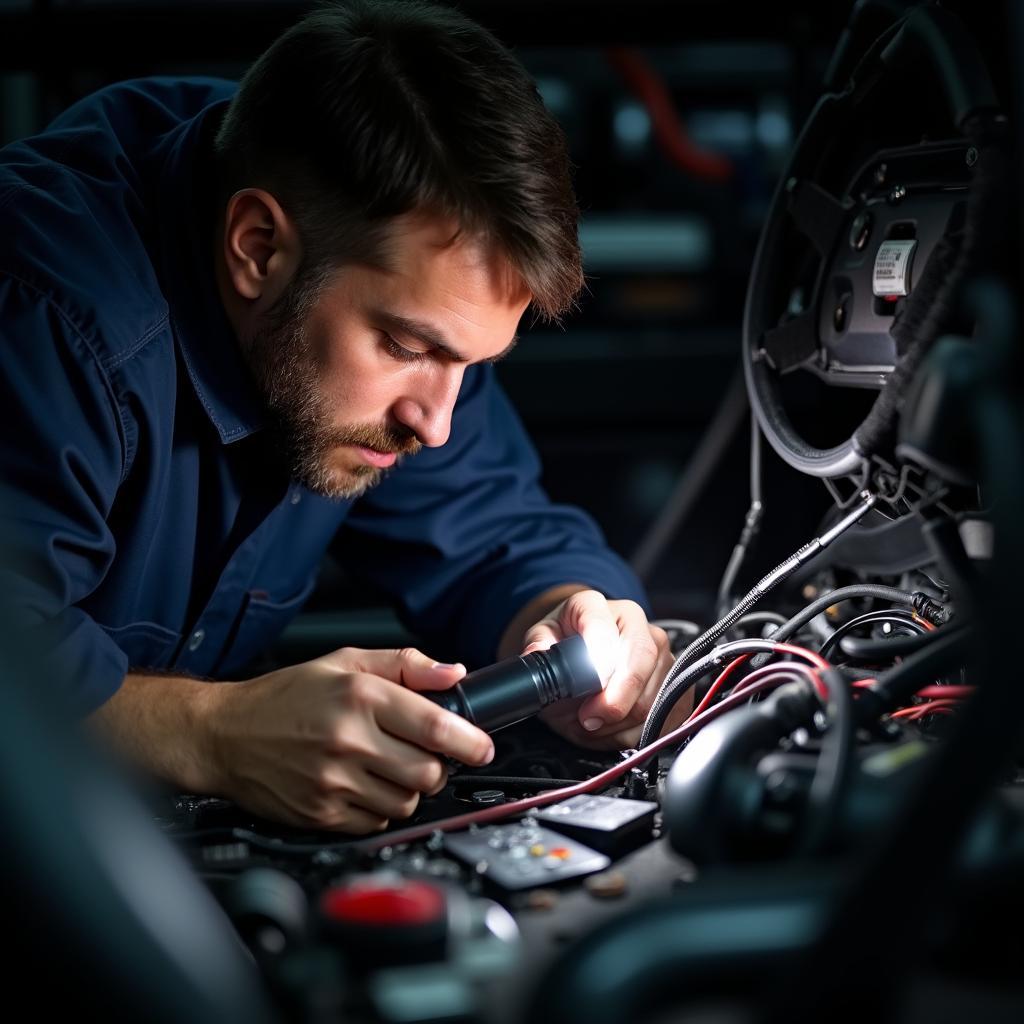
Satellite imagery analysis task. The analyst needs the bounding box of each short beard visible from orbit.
[242,267,421,500]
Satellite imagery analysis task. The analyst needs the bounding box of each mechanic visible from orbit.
[0,0,678,834]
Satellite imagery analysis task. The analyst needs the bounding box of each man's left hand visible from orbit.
[519,589,682,749]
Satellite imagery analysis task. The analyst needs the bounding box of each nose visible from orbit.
[391,366,464,448]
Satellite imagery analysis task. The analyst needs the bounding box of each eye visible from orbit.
[380,332,427,363]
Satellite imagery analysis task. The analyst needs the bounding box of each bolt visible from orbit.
[833,298,848,333]
[966,146,978,167]
[888,184,907,203]
[850,211,872,251]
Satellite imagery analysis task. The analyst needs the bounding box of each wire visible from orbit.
[716,415,764,618]
[914,685,973,699]
[837,630,939,661]
[639,638,830,749]
[355,675,798,854]
[734,611,789,632]
[651,619,702,636]
[604,48,734,182]
[818,610,926,661]
[770,584,919,644]
[644,495,879,735]
[852,625,972,726]
[449,775,579,791]
[689,654,752,718]
[800,666,855,857]
[727,660,822,699]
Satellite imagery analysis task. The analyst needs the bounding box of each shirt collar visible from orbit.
[155,99,267,444]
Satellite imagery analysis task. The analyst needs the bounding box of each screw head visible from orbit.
[833,298,848,333]
[850,211,872,251]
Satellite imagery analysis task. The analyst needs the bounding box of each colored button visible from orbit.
[320,880,445,927]
[529,844,546,857]
[549,847,571,860]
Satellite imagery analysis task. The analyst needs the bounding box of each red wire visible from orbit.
[914,685,974,700]
[890,698,961,720]
[358,675,793,852]
[605,48,734,182]
[729,660,824,700]
[690,654,751,718]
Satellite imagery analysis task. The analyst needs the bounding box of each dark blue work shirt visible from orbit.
[0,78,646,715]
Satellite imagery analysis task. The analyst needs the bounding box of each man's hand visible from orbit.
[203,647,494,833]
[518,590,683,750]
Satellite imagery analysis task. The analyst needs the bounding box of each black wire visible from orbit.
[733,610,788,633]
[852,624,973,725]
[797,667,854,857]
[716,414,764,617]
[449,775,579,791]
[770,584,918,643]
[818,610,926,661]
[837,629,939,661]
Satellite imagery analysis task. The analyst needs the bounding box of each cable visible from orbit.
[643,495,877,739]
[818,610,926,660]
[639,638,830,749]
[604,48,734,182]
[651,619,702,637]
[449,775,579,792]
[734,610,788,633]
[770,583,918,643]
[798,667,854,857]
[355,675,800,854]
[837,629,941,661]
[851,624,972,726]
[689,654,752,718]
[716,415,764,617]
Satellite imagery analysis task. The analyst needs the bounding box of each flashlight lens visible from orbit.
[581,628,618,686]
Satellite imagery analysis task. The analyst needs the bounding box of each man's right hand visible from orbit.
[89,647,493,835]
[203,647,494,833]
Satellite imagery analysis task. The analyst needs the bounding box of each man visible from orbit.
[0,0,676,834]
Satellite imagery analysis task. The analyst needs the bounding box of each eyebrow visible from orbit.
[376,311,519,364]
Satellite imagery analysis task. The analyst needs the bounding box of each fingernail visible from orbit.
[583,717,604,732]
[432,662,462,671]
[480,743,495,764]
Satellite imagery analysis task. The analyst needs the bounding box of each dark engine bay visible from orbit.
[5,2,1024,1023]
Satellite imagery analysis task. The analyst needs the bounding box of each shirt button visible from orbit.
[290,490,302,505]
[188,629,205,652]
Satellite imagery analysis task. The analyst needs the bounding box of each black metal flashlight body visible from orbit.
[426,634,604,733]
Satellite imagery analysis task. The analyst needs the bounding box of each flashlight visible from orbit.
[425,634,603,733]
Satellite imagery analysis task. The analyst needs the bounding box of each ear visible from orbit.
[220,188,302,309]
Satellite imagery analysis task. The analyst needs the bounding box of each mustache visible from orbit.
[328,422,422,457]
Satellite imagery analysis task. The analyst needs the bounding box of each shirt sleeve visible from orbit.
[333,363,648,667]
[0,275,130,715]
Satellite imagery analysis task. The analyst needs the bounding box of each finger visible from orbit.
[349,770,422,821]
[323,806,390,836]
[363,730,449,795]
[558,591,622,684]
[579,605,659,727]
[376,685,494,766]
[326,646,467,690]
[520,621,563,654]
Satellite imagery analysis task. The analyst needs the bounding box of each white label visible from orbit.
[872,239,917,296]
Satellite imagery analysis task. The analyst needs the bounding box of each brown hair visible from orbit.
[213,0,582,321]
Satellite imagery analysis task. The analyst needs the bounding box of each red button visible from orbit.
[320,881,445,927]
